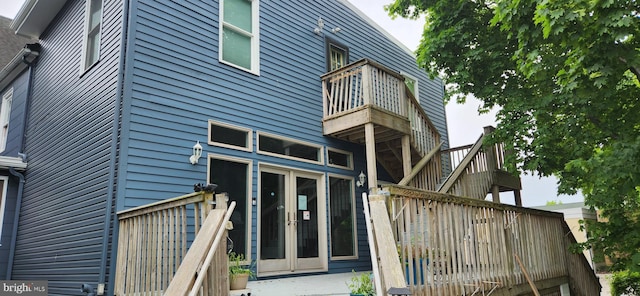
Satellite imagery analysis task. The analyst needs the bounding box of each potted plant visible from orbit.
[229,252,255,290]
[346,270,375,296]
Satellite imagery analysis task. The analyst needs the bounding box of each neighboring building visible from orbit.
[533,202,597,268]
[0,0,452,294]
[0,15,38,281]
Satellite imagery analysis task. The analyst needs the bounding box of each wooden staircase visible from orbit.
[323,59,601,294]
[438,126,522,204]
[321,59,519,200]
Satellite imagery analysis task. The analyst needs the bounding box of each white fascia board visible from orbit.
[0,48,30,91]
[11,0,68,39]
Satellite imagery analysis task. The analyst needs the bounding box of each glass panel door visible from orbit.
[295,176,320,270]
[258,167,326,275]
[259,170,289,273]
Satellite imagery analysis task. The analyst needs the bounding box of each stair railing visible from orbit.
[438,126,505,199]
[114,191,232,296]
[561,221,602,295]
[165,195,235,296]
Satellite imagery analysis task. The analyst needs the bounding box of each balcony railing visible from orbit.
[322,59,407,119]
[321,59,442,189]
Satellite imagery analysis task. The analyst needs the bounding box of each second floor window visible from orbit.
[325,38,348,72]
[0,89,12,153]
[220,0,260,74]
[83,0,102,70]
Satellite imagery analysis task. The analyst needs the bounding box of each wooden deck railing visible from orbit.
[438,127,506,199]
[114,191,232,296]
[374,185,600,296]
[322,59,407,119]
[562,221,602,295]
[321,59,442,190]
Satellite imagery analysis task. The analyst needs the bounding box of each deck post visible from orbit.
[492,185,501,203]
[365,123,378,189]
[401,135,411,179]
[514,190,522,207]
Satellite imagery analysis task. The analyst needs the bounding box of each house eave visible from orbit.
[10,0,68,39]
[338,0,415,57]
[0,49,29,91]
[0,156,27,171]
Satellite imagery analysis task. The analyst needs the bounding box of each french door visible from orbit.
[258,166,327,275]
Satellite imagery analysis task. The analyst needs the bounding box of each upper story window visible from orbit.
[0,89,13,153]
[325,38,348,71]
[208,120,252,152]
[401,72,419,101]
[82,0,103,71]
[220,0,260,74]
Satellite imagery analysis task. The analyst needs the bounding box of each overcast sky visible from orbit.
[0,0,583,206]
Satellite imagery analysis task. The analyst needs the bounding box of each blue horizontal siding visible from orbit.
[13,0,123,294]
[116,0,447,276]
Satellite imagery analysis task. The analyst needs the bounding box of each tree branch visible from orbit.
[619,56,640,80]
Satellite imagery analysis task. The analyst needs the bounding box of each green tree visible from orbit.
[386,0,639,271]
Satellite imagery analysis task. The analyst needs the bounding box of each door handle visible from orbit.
[287,212,298,226]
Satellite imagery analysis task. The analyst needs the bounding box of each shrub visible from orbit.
[611,270,640,296]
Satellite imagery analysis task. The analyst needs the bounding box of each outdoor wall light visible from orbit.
[356,171,366,187]
[189,141,203,165]
[314,17,324,35]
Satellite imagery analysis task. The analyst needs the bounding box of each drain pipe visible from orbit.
[6,166,25,279]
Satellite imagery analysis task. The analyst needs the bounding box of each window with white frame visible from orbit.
[208,155,252,259]
[220,0,260,74]
[82,0,103,70]
[329,175,357,259]
[327,148,353,170]
[402,72,419,101]
[325,38,348,72]
[0,177,9,246]
[208,120,252,151]
[0,89,13,153]
[257,132,323,164]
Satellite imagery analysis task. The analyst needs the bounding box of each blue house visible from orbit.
[0,0,465,294]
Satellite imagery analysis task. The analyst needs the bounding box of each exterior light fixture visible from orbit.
[314,17,324,35]
[189,141,203,165]
[356,171,366,187]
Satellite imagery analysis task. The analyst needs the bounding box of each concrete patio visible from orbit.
[241,272,359,296]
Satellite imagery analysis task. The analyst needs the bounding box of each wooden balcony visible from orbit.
[322,59,420,143]
[321,59,442,190]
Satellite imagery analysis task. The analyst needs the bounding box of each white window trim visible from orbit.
[256,131,324,165]
[219,0,260,75]
[208,120,253,152]
[0,89,13,153]
[0,176,10,246]
[207,153,253,263]
[328,173,358,260]
[327,147,353,170]
[81,0,103,73]
[401,71,419,102]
